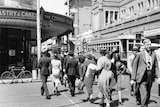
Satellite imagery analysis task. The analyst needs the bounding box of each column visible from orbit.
[108,11,110,24]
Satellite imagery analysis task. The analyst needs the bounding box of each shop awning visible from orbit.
[0,18,36,28]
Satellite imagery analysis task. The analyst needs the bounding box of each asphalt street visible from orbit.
[0,75,160,107]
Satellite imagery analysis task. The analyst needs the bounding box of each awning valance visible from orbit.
[0,18,36,28]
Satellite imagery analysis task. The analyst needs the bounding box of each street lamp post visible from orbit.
[37,0,41,79]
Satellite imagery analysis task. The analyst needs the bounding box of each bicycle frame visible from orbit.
[10,67,25,79]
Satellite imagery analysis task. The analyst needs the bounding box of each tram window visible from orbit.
[136,40,140,43]
[129,44,134,51]
[122,40,127,51]
[129,40,134,43]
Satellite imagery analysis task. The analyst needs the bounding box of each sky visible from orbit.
[40,0,68,16]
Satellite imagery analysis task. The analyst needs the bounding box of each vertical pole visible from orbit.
[37,0,41,79]
[158,84,160,96]
[67,34,70,52]
[67,0,70,52]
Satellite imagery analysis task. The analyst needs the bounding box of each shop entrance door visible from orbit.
[8,40,24,67]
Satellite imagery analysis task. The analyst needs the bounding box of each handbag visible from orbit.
[77,79,85,90]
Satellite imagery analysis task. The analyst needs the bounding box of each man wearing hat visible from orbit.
[131,39,160,107]
[65,51,79,96]
[127,46,138,97]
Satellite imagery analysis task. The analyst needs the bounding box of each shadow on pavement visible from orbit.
[148,99,157,104]
[59,101,86,107]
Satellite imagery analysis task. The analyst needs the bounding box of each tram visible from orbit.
[87,34,143,61]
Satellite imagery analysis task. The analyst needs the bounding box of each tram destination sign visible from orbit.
[0,8,36,20]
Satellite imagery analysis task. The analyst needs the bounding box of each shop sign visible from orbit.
[0,8,36,20]
[44,12,73,26]
[144,28,160,37]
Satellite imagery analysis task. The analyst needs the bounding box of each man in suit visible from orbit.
[39,51,51,99]
[65,51,79,96]
[131,39,160,107]
[127,46,138,96]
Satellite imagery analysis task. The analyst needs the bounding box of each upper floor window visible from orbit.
[115,11,118,21]
[154,0,159,8]
[129,6,134,15]
[110,11,113,24]
[121,9,126,19]
[105,11,109,24]
[147,0,151,10]
[138,2,143,13]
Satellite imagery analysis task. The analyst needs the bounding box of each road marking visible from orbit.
[61,93,80,107]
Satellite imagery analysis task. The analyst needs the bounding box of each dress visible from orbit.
[84,63,97,95]
[50,59,62,87]
[96,56,116,103]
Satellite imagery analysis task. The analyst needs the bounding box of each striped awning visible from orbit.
[0,18,36,28]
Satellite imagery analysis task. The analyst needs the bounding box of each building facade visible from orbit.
[90,0,160,59]
[66,0,92,53]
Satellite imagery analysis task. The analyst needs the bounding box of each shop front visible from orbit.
[0,7,73,74]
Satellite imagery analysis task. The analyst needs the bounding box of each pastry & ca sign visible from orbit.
[0,8,36,20]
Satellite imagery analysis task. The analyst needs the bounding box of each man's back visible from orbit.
[66,57,79,76]
[39,56,51,76]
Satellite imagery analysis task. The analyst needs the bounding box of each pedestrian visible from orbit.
[127,46,138,96]
[77,55,85,90]
[110,47,126,105]
[131,38,160,107]
[65,51,79,96]
[31,54,38,79]
[96,49,115,107]
[50,51,62,95]
[82,54,96,103]
[38,51,51,99]
[31,54,38,71]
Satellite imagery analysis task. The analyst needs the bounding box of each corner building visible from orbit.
[0,0,73,73]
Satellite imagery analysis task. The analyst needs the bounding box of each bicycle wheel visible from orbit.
[20,70,32,83]
[1,71,14,84]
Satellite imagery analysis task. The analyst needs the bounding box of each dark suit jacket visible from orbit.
[66,57,79,76]
[39,56,51,76]
[132,51,159,83]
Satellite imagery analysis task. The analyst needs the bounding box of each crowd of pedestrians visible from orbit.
[38,38,160,107]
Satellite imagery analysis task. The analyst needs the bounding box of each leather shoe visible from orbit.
[136,101,140,105]
[118,101,123,105]
[82,97,89,102]
[41,88,44,96]
[46,96,51,99]
[89,99,94,103]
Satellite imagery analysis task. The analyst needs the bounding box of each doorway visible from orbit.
[8,40,24,67]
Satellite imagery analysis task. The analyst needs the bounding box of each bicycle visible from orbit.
[1,66,32,84]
